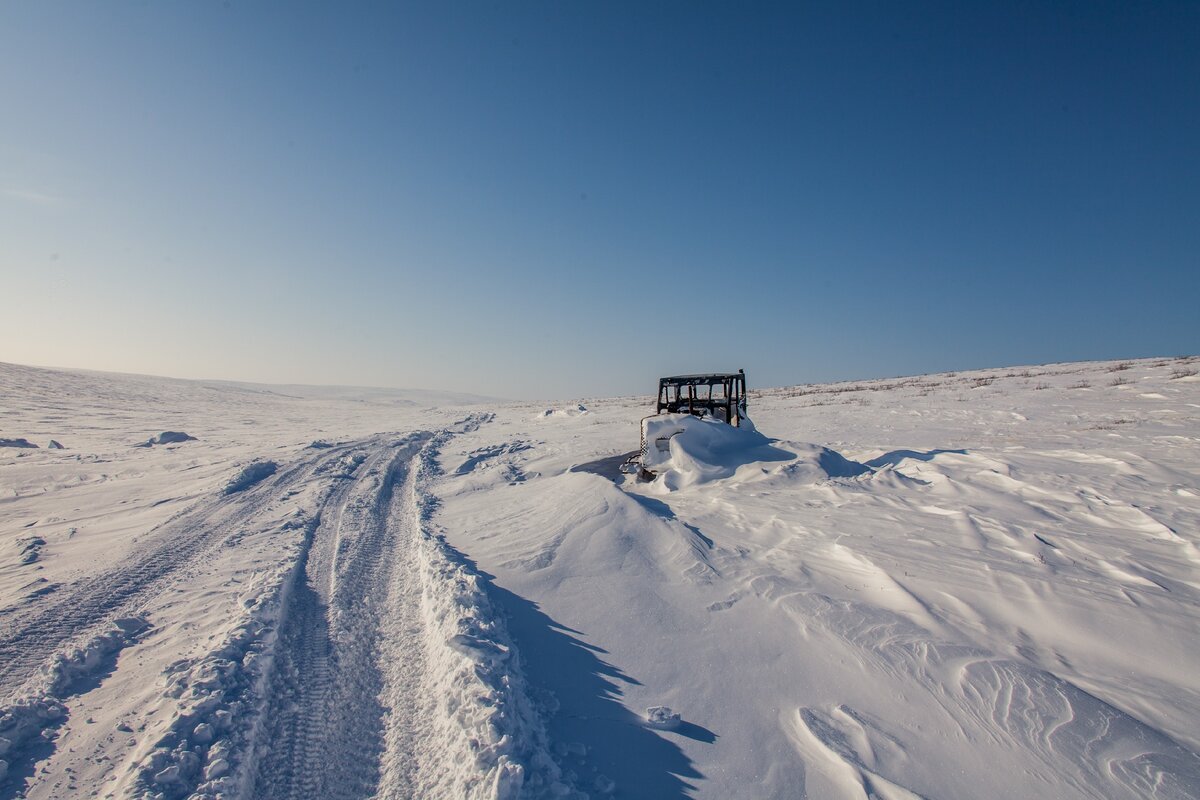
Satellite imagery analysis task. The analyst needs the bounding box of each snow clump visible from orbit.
[645,706,681,730]
[136,431,197,447]
[223,460,278,494]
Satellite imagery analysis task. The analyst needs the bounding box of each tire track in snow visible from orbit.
[0,440,368,700]
[130,411,551,799]
[251,433,432,800]
[374,503,426,799]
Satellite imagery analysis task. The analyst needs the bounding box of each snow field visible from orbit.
[2,356,1199,798]
[432,356,1200,799]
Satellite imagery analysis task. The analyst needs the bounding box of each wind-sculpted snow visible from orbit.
[2,356,1198,798]
[433,355,1200,799]
[400,432,565,799]
[772,585,1200,799]
[223,460,278,494]
[641,413,870,491]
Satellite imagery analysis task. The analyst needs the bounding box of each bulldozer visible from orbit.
[622,369,748,480]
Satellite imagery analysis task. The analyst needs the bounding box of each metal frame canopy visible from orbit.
[655,369,747,426]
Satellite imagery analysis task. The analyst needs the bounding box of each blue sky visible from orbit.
[2,2,1197,398]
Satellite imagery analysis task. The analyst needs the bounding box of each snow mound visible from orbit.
[136,431,198,447]
[536,404,589,419]
[16,536,45,564]
[223,460,278,494]
[641,414,868,491]
[645,706,681,730]
[778,442,875,482]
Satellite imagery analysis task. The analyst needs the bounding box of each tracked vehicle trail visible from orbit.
[2,415,519,800]
[252,433,432,800]
[0,440,369,698]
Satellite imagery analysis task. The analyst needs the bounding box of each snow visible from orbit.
[146,431,197,446]
[639,412,864,490]
[537,404,590,419]
[435,356,1200,799]
[1,356,1199,798]
[645,707,682,730]
[407,433,563,799]
[223,460,278,494]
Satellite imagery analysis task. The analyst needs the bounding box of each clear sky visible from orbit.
[2,2,1197,399]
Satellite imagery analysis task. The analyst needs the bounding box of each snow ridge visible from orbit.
[0,617,150,788]
[128,515,323,799]
[407,430,565,799]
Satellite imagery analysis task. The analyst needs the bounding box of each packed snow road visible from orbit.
[1,403,551,800]
[1,435,429,798]
[251,433,431,800]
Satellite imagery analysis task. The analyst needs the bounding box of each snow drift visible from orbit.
[409,435,563,800]
[641,412,869,491]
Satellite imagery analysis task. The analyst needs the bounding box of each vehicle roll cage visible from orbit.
[656,369,747,426]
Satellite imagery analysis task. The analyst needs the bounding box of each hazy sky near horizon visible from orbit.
[2,2,1197,399]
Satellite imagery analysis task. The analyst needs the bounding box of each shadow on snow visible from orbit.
[439,542,709,799]
[0,646,128,800]
[864,448,967,469]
